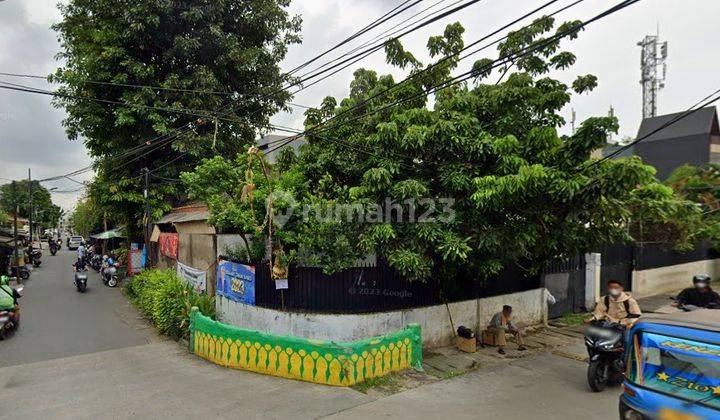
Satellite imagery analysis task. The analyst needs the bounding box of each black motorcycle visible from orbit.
[90,254,102,271]
[49,241,58,256]
[74,269,88,293]
[10,265,29,281]
[584,319,626,392]
[29,249,42,267]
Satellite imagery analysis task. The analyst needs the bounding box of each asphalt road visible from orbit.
[0,247,619,419]
[0,247,157,367]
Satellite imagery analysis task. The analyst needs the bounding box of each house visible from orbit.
[257,134,305,163]
[632,106,720,179]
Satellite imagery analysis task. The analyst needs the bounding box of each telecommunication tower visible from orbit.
[638,34,668,118]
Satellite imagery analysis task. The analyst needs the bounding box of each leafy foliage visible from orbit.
[184,18,702,282]
[0,180,62,229]
[667,164,720,247]
[52,0,302,237]
[125,269,215,339]
[70,198,103,237]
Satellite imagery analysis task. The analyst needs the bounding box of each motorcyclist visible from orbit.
[73,258,88,273]
[77,243,86,262]
[587,280,642,327]
[0,275,21,306]
[674,274,720,309]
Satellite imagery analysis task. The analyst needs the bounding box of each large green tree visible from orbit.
[52,0,302,235]
[667,164,720,247]
[0,180,62,229]
[184,18,701,282]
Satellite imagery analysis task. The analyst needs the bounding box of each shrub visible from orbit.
[124,268,215,339]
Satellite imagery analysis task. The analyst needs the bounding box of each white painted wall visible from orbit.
[632,258,720,298]
[217,288,548,348]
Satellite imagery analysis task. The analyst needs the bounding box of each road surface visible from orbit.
[0,248,620,419]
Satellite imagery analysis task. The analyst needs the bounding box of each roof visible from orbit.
[637,309,720,333]
[155,203,210,224]
[636,106,719,143]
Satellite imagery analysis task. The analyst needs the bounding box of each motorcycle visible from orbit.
[49,241,58,256]
[101,257,121,288]
[29,249,42,267]
[90,254,103,271]
[10,265,29,281]
[74,268,88,293]
[584,319,626,392]
[0,284,23,340]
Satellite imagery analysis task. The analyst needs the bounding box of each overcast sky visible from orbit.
[1,0,719,211]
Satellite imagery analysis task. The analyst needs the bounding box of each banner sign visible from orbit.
[177,261,206,293]
[158,233,179,259]
[217,260,255,305]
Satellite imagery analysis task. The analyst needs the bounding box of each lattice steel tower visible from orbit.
[638,34,668,118]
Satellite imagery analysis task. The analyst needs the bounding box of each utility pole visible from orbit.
[12,181,18,270]
[638,32,668,119]
[27,168,32,249]
[143,168,150,264]
[570,108,576,134]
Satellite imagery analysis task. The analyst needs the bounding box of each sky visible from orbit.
[1,0,719,211]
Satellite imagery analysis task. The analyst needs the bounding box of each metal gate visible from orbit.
[598,244,634,291]
[543,255,586,318]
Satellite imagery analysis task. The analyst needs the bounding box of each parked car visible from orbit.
[68,236,85,250]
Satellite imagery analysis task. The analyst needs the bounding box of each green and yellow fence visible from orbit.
[189,308,422,386]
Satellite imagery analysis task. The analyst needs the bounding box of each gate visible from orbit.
[543,255,586,318]
[597,244,634,291]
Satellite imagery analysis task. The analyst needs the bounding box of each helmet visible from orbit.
[107,258,115,265]
[693,274,711,284]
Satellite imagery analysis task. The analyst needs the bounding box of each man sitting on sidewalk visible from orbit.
[488,305,527,355]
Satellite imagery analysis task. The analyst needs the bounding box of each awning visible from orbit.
[90,228,125,240]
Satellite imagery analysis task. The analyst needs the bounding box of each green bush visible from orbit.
[124,268,215,339]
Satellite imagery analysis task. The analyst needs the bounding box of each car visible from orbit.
[68,236,85,250]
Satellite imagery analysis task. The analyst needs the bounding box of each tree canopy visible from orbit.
[52,0,302,237]
[0,180,62,229]
[667,164,720,247]
[183,18,703,282]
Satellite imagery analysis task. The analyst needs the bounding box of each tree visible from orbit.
[185,18,698,282]
[667,164,720,247]
[52,0,302,237]
[71,198,103,238]
[0,180,62,229]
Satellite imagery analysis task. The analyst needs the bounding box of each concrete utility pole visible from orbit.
[638,32,668,119]
[12,181,18,268]
[27,168,32,247]
[143,167,150,264]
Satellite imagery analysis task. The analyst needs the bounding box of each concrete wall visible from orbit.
[632,258,720,298]
[217,288,548,348]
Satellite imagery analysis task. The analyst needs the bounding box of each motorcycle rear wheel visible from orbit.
[587,360,608,392]
[20,271,29,280]
[108,276,118,288]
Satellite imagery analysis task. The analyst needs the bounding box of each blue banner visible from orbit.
[217,260,255,306]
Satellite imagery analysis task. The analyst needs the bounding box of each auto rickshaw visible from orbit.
[620,309,720,419]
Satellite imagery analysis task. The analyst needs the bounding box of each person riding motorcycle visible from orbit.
[0,275,21,325]
[587,280,642,326]
[674,274,720,309]
[73,258,88,273]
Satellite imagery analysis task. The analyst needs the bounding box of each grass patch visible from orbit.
[556,312,590,326]
[352,374,401,394]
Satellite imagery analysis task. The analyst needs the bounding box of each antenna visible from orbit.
[638,32,668,118]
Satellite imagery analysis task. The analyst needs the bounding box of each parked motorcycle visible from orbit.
[9,265,29,281]
[584,319,626,392]
[74,268,88,293]
[29,249,42,267]
[101,257,121,288]
[90,254,103,271]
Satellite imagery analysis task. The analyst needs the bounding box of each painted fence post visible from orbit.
[584,253,601,310]
[189,306,199,353]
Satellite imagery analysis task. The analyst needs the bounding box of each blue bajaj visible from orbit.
[621,310,720,420]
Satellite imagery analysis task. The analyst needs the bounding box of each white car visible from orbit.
[68,236,85,250]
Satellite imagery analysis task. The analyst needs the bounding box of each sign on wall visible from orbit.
[158,233,179,259]
[217,260,255,305]
[177,261,206,293]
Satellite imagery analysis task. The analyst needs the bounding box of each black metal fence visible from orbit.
[634,241,719,270]
[246,259,540,314]
[543,255,586,317]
